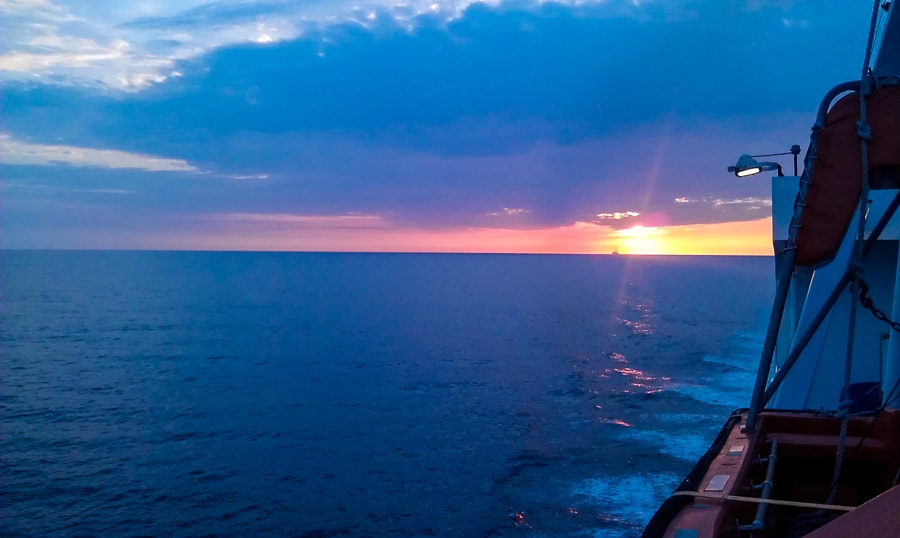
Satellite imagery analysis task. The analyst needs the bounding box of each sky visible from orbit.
[0,0,878,254]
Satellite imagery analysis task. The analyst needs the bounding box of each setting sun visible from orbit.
[603,219,773,255]
[615,225,669,255]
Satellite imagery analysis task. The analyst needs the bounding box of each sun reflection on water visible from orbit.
[614,281,658,336]
[587,352,674,426]
[595,417,633,427]
[604,365,671,393]
[620,318,654,334]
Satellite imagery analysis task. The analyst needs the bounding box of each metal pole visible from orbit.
[739,439,778,532]
[791,145,801,176]
[745,254,795,432]
[862,191,900,259]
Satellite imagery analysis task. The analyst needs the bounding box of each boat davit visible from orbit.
[643,2,900,536]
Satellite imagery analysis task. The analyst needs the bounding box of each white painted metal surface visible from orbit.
[769,180,900,411]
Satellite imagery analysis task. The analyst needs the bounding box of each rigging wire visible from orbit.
[822,0,883,508]
[870,2,892,69]
[751,151,794,158]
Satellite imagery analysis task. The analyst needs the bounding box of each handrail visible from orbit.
[739,439,778,532]
[668,491,855,513]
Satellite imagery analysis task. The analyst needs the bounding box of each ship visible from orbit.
[643,2,900,537]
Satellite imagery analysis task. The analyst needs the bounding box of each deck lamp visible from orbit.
[727,145,802,178]
[728,154,783,177]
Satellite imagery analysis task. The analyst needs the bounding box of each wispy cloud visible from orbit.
[0,1,871,251]
[0,0,519,89]
[713,197,772,208]
[225,173,270,180]
[3,1,853,91]
[2,181,138,195]
[595,211,640,221]
[486,207,530,217]
[209,212,386,228]
[674,195,772,208]
[0,133,198,172]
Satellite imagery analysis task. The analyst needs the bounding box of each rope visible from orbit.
[828,285,855,505]
[861,0,882,74]
[831,268,859,505]
[825,396,852,503]
[669,491,856,512]
[824,0,881,507]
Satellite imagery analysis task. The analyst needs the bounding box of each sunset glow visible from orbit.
[2,1,862,255]
[607,219,773,255]
[615,226,667,255]
[72,217,775,256]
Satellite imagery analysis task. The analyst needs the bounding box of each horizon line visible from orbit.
[0,247,775,257]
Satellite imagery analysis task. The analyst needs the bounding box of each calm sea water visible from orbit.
[1,251,773,537]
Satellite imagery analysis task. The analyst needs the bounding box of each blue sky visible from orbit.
[0,1,875,252]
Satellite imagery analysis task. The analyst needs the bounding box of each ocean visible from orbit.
[1,251,773,537]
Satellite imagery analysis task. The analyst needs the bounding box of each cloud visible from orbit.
[0,133,199,171]
[713,197,772,208]
[659,195,774,227]
[672,195,772,208]
[225,173,270,180]
[595,211,640,221]
[0,1,876,249]
[0,1,534,90]
[486,207,531,216]
[0,0,301,89]
[1,1,868,155]
[209,212,386,228]
[2,181,137,195]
